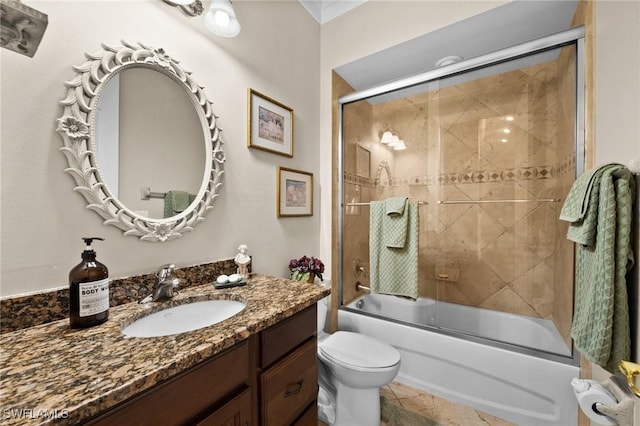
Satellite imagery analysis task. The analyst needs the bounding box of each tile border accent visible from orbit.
[344,157,575,189]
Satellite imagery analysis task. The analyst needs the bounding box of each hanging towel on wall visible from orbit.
[384,197,409,248]
[560,163,636,373]
[370,199,419,300]
[164,191,195,218]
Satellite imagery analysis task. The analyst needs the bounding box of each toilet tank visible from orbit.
[317,281,331,337]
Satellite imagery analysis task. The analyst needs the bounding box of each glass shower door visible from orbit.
[432,45,577,357]
[338,33,582,362]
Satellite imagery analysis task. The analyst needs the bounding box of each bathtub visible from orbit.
[338,294,579,426]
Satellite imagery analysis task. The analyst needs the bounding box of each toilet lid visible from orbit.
[319,331,400,369]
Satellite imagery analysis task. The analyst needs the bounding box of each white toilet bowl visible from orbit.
[317,296,401,426]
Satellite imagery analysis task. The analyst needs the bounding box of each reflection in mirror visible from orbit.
[56,42,225,242]
[95,68,205,219]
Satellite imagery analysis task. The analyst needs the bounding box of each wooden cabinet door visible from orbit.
[197,389,251,426]
[85,342,249,426]
[292,403,318,426]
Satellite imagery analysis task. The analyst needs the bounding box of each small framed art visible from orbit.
[248,89,294,157]
[277,167,313,217]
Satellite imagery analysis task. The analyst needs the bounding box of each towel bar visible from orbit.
[140,187,167,200]
[345,201,428,206]
[438,198,560,204]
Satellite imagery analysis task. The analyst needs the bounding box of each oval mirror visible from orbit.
[56,42,225,242]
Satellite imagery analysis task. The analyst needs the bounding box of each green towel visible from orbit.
[164,191,195,218]
[370,200,419,300]
[560,163,635,372]
[559,166,604,223]
[384,197,408,248]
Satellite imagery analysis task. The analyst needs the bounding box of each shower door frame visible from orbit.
[337,26,585,366]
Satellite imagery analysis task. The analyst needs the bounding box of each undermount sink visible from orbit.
[122,299,246,338]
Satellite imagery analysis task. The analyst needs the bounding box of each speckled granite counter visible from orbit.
[0,275,330,425]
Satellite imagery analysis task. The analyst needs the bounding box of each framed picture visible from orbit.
[248,89,294,157]
[356,145,370,178]
[277,167,313,217]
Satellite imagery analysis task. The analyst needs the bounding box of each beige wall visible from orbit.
[0,0,321,297]
[117,68,203,219]
[591,0,640,387]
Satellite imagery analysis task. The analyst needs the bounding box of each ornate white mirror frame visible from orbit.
[56,41,225,242]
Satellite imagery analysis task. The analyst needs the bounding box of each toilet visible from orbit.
[317,296,401,425]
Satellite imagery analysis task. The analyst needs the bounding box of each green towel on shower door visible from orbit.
[384,197,409,248]
[560,163,635,372]
[370,199,419,300]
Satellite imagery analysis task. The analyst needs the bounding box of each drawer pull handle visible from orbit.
[284,380,304,398]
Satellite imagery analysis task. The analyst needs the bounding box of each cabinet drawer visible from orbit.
[261,305,316,368]
[261,339,317,425]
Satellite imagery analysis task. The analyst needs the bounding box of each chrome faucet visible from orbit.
[139,264,180,304]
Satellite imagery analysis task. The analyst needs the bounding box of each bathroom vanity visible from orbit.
[0,275,329,425]
[86,306,318,425]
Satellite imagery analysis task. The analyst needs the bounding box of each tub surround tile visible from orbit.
[0,275,330,425]
[341,58,575,346]
[510,259,555,317]
[0,259,240,333]
[479,286,539,317]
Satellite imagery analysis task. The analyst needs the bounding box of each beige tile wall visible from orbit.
[341,56,576,351]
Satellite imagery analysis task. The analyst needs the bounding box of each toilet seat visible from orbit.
[319,331,400,371]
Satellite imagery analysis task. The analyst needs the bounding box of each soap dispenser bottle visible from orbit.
[69,237,109,329]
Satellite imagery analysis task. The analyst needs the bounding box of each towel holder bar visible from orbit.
[141,187,167,200]
[345,201,428,207]
[438,198,560,204]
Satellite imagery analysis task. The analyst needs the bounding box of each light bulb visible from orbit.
[203,0,241,37]
[393,140,407,150]
[380,131,393,144]
[215,10,230,27]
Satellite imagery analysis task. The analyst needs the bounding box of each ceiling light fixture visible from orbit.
[162,0,241,38]
[162,0,204,17]
[204,0,241,37]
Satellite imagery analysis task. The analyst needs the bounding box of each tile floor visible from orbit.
[318,381,516,426]
[380,381,516,426]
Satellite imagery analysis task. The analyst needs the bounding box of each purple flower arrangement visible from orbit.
[289,255,324,282]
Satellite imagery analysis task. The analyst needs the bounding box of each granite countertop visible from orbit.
[0,275,330,425]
